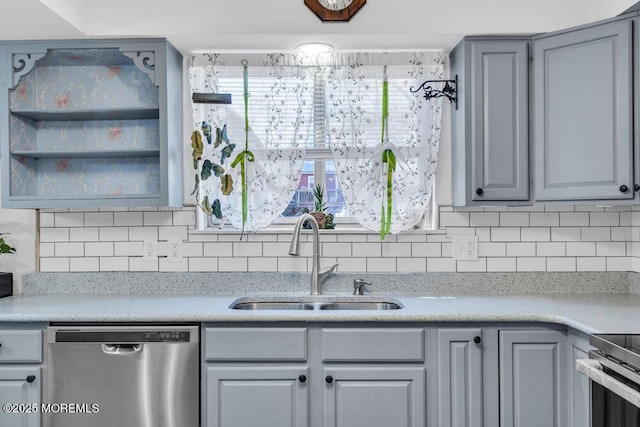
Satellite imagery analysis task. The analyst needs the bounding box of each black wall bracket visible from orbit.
[410,75,458,110]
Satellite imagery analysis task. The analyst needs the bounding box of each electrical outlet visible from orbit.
[453,235,478,260]
[167,238,183,262]
[143,240,157,261]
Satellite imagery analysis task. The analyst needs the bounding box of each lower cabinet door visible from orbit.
[499,329,568,427]
[0,366,40,427]
[322,366,425,427]
[437,328,483,427]
[206,366,309,427]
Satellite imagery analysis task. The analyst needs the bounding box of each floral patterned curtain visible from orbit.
[324,52,444,234]
[189,54,312,231]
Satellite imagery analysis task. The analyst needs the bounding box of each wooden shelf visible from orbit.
[10,107,159,121]
[11,149,160,159]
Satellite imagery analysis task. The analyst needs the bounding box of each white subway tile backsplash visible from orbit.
[382,243,411,257]
[54,213,84,227]
[596,242,626,257]
[36,205,640,274]
[426,257,457,272]
[366,258,397,272]
[470,212,500,227]
[521,227,550,242]
[566,242,596,257]
[40,257,70,272]
[70,257,99,272]
[85,242,114,257]
[516,257,546,272]
[547,257,576,272]
[99,257,129,272]
[491,227,520,242]
[396,258,426,273]
[69,228,98,242]
[506,242,536,257]
[84,212,114,227]
[577,257,606,272]
[560,212,589,227]
[41,228,69,242]
[99,227,128,242]
[499,212,530,227]
[530,213,559,227]
[129,258,159,272]
[551,227,581,242]
[590,212,619,226]
[457,258,487,272]
[536,242,565,257]
[412,243,441,258]
[143,212,173,226]
[581,227,611,241]
[55,242,84,257]
[114,212,143,227]
[487,257,516,272]
[189,258,218,272]
[337,257,367,272]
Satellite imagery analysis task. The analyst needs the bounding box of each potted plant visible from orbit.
[303,184,336,229]
[0,233,15,298]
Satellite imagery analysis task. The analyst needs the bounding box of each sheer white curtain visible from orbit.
[324,52,444,234]
[189,54,312,231]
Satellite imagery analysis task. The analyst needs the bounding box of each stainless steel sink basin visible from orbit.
[230,298,402,311]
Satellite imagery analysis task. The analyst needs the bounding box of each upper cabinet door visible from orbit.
[532,19,633,202]
[451,38,530,206]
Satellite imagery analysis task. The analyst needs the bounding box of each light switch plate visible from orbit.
[453,235,478,260]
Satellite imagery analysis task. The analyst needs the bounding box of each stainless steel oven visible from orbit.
[577,334,640,427]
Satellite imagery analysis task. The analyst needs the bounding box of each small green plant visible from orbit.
[0,233,16,254]
[313,184,326,213]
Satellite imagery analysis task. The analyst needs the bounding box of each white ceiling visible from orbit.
[0,0,636,54]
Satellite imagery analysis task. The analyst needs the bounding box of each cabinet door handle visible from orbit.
[620,185,629,193]
[26,375,35,383]
[298,375,307,383]
[475,188,484,196]
[325,375,333,384]
[474,336,482,344]
[635,184,640,192]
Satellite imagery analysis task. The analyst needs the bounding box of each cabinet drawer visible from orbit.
[321,328,424,362]
[204,328,308,361]
[0,330,43,363]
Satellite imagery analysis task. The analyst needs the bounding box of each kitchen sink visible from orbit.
[230,298,402,311]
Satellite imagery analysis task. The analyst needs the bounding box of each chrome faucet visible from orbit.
[289,214,338,295]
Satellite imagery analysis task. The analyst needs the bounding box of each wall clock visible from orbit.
[304,0,366,22]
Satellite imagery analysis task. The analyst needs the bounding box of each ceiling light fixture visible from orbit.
[295,43,334,54]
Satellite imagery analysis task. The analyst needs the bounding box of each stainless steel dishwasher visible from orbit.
[43,324,199,427]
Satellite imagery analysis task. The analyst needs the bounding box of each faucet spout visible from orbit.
[289,214,337,295]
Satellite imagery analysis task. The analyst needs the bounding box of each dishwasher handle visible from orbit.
[102,343,143,355]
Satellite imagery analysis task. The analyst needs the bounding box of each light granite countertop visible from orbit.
[0,292,639,334]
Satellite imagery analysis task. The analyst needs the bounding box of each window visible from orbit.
[192,53,442,233]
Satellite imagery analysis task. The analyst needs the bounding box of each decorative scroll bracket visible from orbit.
[121,50,156,86]
[12,52,46,88]
[410,75,458,110]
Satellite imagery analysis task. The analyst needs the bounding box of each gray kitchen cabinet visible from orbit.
[0,366,40,427]
[322,366,425,427]
[567,330,592,427]
[437,328,483,427]
[532,18,634,202]
[0,324,45,427]
[499,329,568,427]
[450,37,530,205]
[0,38,183,208]
[205,366,309,427]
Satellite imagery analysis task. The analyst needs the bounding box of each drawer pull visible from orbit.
[26,375,35,383]
[325,375,333,384]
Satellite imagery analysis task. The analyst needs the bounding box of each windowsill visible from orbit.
[189,226,447,235]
